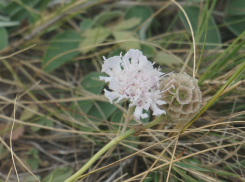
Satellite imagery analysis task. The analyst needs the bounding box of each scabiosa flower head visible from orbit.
[160,72,202,124]
[100,49,167,120]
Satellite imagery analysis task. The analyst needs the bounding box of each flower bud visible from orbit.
[160,72,202,124]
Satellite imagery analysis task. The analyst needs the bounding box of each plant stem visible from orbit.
[65,114,165,182]
[120,106,134,134]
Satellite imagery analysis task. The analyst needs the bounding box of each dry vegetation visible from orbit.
[0,0,245,182]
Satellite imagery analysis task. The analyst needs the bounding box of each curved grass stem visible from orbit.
[65,114,165,182]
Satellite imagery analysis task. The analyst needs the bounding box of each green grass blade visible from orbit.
[199,30,245,84]
[183,59,245,131]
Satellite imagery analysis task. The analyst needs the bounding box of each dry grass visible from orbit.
[0,0,245,182]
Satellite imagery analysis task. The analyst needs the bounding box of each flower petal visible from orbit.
[151,103,166,116]
[99,76,111,83]
[101,56,122,75]
[100,49,167,121]
[104,89,120,103]
[133,106,148,120]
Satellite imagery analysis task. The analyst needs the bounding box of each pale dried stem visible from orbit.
[140,138,176,182]
[171,0,196,77]
[0,137,40,182]
[10,95,20,182]
[166,125,183,182]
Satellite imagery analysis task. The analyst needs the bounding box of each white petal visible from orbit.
[104,89,120,103]
[138,55,148,67]
[107,56,122,72]
[141,113,148,119]
[151,103,166,116]
[108,78,120,90]
[142,99,150,110]
[133,106,148,120]
[116,94,126,103]
[101,56,121,74]
[156,100,166,105]
[133,106,142,120]
[99,76,111,83]
[101,57,112,75]
[124,49,142,64]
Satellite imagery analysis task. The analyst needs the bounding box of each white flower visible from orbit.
[100,49,167,120]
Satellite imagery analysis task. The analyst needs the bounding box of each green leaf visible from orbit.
[0,27,8,50]
[20,104,38,121]
[39,0,50,12]
[2,1,23,16]
[27,12,40,24]
[0,21,19,27]
[3,0,40,22]
[108,48,125,57]
[69,72,105,118]
[174,167,198,182]
[69,100,92,119]
[179,6,221,49]
[93,11,122,26]
[125,6,153,26]
[82,72,105,94]
[0,1,6,9]
[110,110,124,131]
[42,30,80,72]
[113,31,140,51]
[26,157,40,170]
[113,18,141,31]
[31,118,53,132]
[80,27,110,54]
[142,172,154,182]
[141,44,156,58]
[24,175,41,182]
[111,110,135,131]
[42,167,73,182]
[26,148,41,170]
[80,19,93,32]
[26,148,38,155]
[125,6,153,40]
[123,134,140,154]
[186,0,204,2]
[224,15,245,36]
[153,52,182,67]
[176,162,210,172]
[154,172,160,182]
[0,14,10,21]
[11,9,29,22]
[225,0,245,16]
[87,101,118,122]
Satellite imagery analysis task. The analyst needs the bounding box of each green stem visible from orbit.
[65,114,165,182]
[120,106,134,134]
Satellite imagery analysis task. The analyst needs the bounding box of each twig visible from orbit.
[166,125,182,182]
[171,0,196,77]
[10,95,20,182]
